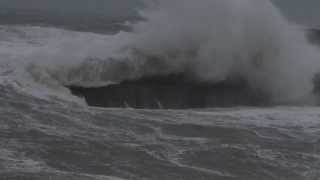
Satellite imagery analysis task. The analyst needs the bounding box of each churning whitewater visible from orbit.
[1,0,320,179]
[0,0,320,104]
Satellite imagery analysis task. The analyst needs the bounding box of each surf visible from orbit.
[0,0,320,107]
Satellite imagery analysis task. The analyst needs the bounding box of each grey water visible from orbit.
[0,9,138,34]
[0,1,320,180]
[1,85,320,180]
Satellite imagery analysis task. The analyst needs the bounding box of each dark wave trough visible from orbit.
[68,74,270,109]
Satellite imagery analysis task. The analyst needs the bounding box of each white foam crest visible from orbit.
[126,0,320,103]
[0,25,121,100]
[0,0,320,103]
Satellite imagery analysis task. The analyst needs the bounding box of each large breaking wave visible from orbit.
[0,0,320,104]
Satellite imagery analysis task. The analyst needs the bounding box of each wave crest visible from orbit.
[1,0,320,104]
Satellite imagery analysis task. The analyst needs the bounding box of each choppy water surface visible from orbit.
[0,86,319,180]
[1,0,320,179]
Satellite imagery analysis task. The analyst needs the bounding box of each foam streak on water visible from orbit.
[0,1,320,179]
[0,85,320,179]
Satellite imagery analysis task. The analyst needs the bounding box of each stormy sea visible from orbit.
[1,0,320,179]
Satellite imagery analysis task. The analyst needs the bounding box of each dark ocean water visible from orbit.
[0,9,138,34]
[0,6,320,180]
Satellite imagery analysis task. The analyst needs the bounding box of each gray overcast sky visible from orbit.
[0,0,319,26]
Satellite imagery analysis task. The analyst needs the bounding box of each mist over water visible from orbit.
[124,0,320,103]
[1,0,320,104]
[1,1,320,179]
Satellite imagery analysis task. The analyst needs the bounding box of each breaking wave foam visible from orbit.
[0,0,320,104]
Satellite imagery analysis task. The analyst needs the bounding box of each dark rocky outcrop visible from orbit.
[68,75,269,109]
